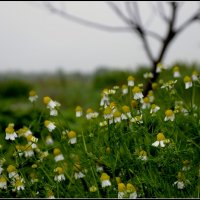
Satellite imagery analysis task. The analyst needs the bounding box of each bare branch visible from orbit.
[156,2,170,23]
[106,2,135,26]
[132,2,142,26]
[176,10,200,35]
[43,2,133,32]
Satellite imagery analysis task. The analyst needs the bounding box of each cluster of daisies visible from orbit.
[0,64,199,198]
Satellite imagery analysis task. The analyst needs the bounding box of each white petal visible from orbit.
[152,141,159,147]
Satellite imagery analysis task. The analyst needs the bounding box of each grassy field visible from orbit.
[0,62,200,198]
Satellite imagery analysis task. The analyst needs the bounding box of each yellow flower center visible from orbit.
[113,110,121,118]
[104,107,112,115]
[86,108,93,114]
[122,105,130,113]
[29,90,37,97]
[67,131,76,139]
[157,133,165,141]
[152,83,158,90]
[43,96,51,104]
[53,148,61,156]
[7,165,16,173]
[116,177,121,184]
[139,150,147,157]
[122,84,128,89]
[100,173,110,181]
[89,186,97,192]
[173,66,180,72]
[127,76,135,81]
[110,102,116,109]
[0,177,6,183]
[44,120,51,127]
[75,106,82,112]
[165,109,174,117]
[183,160,189,166]
[126,183,136,193]
[54,167,64,174]
[15,179,23,187]
[184,76,192,83]
[132,86,141,93]
[118,183,126,192]
[192,70,198,76]
[143,97,149,103]
[131,100,138,108]
[5,126,14,134]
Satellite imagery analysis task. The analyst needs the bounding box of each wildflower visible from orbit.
[99,121,108,127]
[132,86,143,100]
[103,107,113,120]
[50,109,58,116]
[26,134,38,149]
[45,135,54,145]
[24,144,34,158]
[164,109,175,121]
[0,176,7,189]
[53,148,64,162]
[121,105,132,120]
[54,167,65,182]
[143,72,153,79]
[156,63,165,73]
[130,115,143,124]
[75,106,83,117]
[100,173,111,188]
[28,90,38,102]
[29,172,39,183]
[89,185,97,192]
[131,100,138,108]
[100,89,110,107]
[86,108,94,119]
[47,190,55,199]
[116,177,122,184]
[21,126,32,137]
[44,120,56,132]
[141,97,151,109]
[113,110,122,123]
[74,163,85,179]
[43,96,57,110]
[96,163,104,172]
[67,131,77,144]
[182,160,190,171]
[192,70,199,81]
[147,90,155,102]
[173,66,181,78]
[161,80,177,90]
[7,165,19,180]
[138,150,148,161]
[122,84,128,95]
[152,133,167,148]
[126,183,137,198]
[15,145,24,157]
[152,83,158,91]
[5,123,18,141]
[118,183,126,198]
[150,104,160,114]
[173,171,189,190]
[127,76,135,87]
[13,178,25,191]
[184,76,192,89]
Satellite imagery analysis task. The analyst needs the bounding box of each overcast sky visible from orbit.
[0,1,200,74]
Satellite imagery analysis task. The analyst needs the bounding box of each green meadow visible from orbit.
[0,62,200,198]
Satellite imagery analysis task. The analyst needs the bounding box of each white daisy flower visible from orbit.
[44,120,56,132]
[100,173,111,188]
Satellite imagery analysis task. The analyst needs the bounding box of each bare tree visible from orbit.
[41,1,200,95]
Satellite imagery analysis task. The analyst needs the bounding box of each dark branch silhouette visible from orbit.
[41,1,200,95]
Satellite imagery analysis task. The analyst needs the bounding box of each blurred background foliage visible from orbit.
[0,62,199,133]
